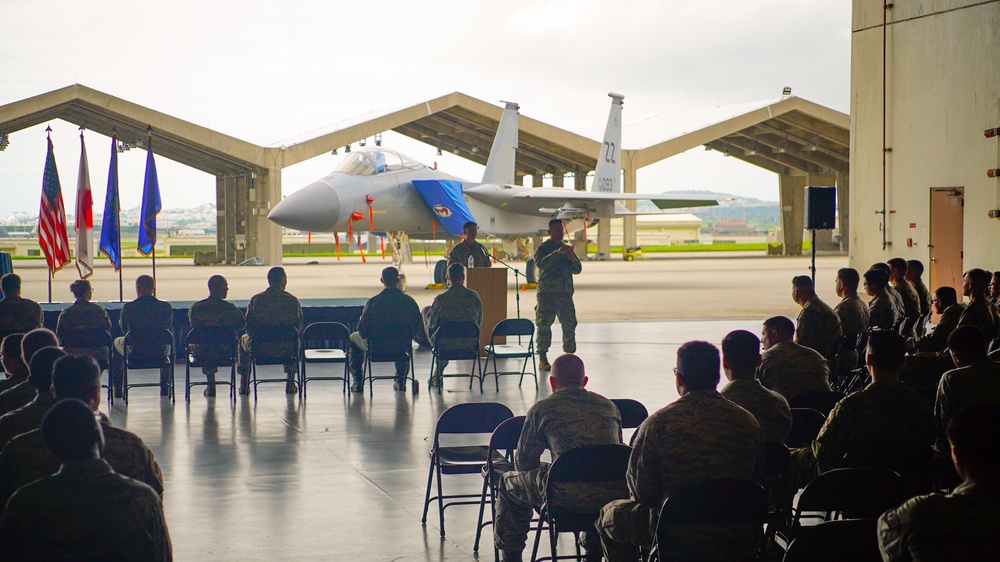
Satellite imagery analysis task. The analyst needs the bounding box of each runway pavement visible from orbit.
[13,252,849,322]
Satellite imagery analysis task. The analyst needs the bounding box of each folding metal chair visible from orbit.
[60,328,113,405]
[529,443,632,562]
[364,323,418,395]
[123,327,175,404]
[474,415,526,557]
[299,322,350,397]
[611,398,648,445]
[654,478,768,562]
[482,318,537,391]
[429,320,482,393]
[786,408,826,448]
[840,440,934,496]
[185,327,238,402]
[421,402,514,537]
[248,324,299,400]
[787,391,846,417]
[782,518,881,562]
[790,468,904,535]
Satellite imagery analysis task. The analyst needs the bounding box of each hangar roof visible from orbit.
[0,85,848,181]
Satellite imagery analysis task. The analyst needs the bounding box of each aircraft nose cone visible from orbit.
[268,181,341,232]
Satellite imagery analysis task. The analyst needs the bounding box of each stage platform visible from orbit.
[96,319,760,561]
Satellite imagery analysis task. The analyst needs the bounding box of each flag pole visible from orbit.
[115,130,123,302]
[147,127,156,292]
[48,268,52,303]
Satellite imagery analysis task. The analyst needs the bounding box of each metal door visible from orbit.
[929,187,964,305]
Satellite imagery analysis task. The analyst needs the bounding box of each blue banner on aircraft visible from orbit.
[411,179,476,236]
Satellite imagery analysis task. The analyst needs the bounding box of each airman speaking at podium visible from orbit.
[447,221,492,269]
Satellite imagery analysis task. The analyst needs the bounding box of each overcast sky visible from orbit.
[0,0,851,219]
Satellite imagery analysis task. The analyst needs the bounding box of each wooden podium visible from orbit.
[467,267,508,352]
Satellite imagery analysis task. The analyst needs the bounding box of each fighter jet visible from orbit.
[267,93,717,245]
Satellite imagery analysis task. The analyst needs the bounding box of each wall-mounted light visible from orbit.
[344,144,351,153]
[704,144,712,151]
[0,132,10,151]
[359,138,367,147]
[782,87,792,97]
[436,147,443,156]
[330,148,338,156]
[723,143,730,157]
[807,134,820,151]
[471,145,479,154]
[988,169,1000,178]
[776,138,788,153]
[748,140,758,156]
[374,133,382,146]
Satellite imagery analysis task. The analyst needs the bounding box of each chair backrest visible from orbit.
[61,328,113,349]
[545,444,632,518]
[763,441,791,480]
[491,318,534,338]
[488,416,526,457]
[916,312,932,335]
[835,334,858,355]
[300,322,349,350]
[433,321,480,359]
[611,398,648,430]
[251,324,299,344]
[796,468,906,520]
[840,440,933,493]
[434,402,514,439]
[366,322,415,359]
[787,408,827,448]
[124,327,173,367]
[186,326,238,347]
[898,316,918,336]
[658,478,768,526]
[787,391,846,417]
[782,518,881,562]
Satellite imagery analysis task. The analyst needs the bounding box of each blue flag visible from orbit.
[137,134,161,256]
[99,133,121,270]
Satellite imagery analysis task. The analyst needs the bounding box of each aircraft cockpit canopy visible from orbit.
[334,149,424,175]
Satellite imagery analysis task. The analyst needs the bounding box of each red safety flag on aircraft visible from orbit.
[39,128,71,273]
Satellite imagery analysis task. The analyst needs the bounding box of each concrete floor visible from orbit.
[10,253,851,560]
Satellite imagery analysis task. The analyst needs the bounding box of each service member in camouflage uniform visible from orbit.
[495,354,622,562]
[189,275,245,397]
[0,334,28,394]
[348,266,422,392]
[791,331,934,482]
[957,268,998,340]
[0,274,43,344]
[0,353,164,509]
[240,267,302,394]
[864,268,903,330]
[598,341,763,562]
[423,263,482,387]
[0,347,63,452]
[879,403,1000,561]
[834,268,869,372]
[0,399,171,561]
[934,326,1000,452]
[889,258,922,330]
[721,330,792,443]
[446,221,492,269]
[533,219,582,371]
[758,316,831,401]
[0,329,59,417]
[114,275,173,396]
[914,287,964,353]
[792,275,842,360]
[989,271,1000,305]
[872,262,907,317]
[56,279,112,364]
[906,259,932,317]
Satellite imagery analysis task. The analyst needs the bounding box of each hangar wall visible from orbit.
[850,0,1000,279]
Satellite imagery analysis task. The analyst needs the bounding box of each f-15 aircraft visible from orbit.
[268,93,717,256]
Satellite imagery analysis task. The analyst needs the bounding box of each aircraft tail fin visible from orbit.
[482,101,519,185]
[592,93,624,193]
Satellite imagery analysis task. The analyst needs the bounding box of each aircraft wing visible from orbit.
[511,189,718,210]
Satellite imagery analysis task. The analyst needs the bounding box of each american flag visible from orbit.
[39,132,71,273]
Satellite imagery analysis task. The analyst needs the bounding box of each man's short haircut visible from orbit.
[992,271,1000,283]
[208,275,228,294]
[721,330,761,373]
[864,268,889,290]
[792,275,814,294]
[381,266,400,285]
[42,399,104,462]
[870,263,891,276]
[763,316,795,339]
[22,329,59,365]
[462,221,477,231]
[135,275,155,293]
[1,333,24,358]
[446,263,466,282]
[906,260,925,276]
[887,258,907,275]
[947,403,1000,469]
[69,279,92,300]
[0,273,21,295]
[551,354,586,386]
[676,341,721,391]
[964,268,991,289]
[934,286,957,305]
[266,267,286,286]
[28,347,66,391]
[548,218,564,229]
[866,330,906,372]
[52,354,101,401]
[838,268,860,291]
[948,325,988,358]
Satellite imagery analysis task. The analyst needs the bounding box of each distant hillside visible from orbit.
[637,192,779,230]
